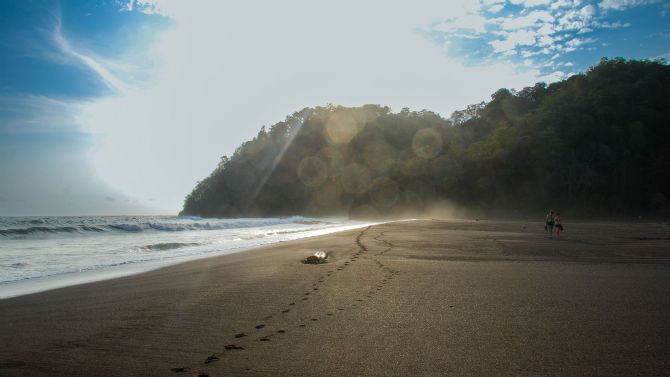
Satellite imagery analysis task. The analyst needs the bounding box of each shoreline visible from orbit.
[1,219,669,376]
[0,222,376,300]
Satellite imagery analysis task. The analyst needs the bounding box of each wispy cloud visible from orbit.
[52,14,129,94]
[0,95,84,134]
[599,0,660,11]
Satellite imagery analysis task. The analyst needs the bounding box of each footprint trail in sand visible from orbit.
[170,225,400,375]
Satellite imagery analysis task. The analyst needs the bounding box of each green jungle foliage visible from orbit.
[181,58,670,218]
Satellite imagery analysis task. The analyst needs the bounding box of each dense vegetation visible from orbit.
[181,58,670,218]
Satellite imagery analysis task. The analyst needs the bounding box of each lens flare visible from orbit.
[399,150,426,177]
[317,147,344,177]
[401,179,436,208]
[325,112,361,145]
[369,177,399,209]
[297,156,328,187]
[412,128,443,159]
[313,183,343,211]
[340,163,371,194]
[363,141,396,174]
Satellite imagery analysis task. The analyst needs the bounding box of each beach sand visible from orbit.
[1,220,670,376]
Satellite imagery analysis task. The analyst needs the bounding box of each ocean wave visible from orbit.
[0,216,330,239]
[0,226,80,236]
[138,242,201,252]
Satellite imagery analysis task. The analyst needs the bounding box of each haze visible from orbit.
[1,0,668,215]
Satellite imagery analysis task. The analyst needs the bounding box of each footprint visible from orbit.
[234,333,247,338]
[289,302,295,306]
[302,297,309,301]
[204,355,219,364]
[304,292,310,296]
[259,337,271,342]
[298,324,306,327]
[264,315,273,320]
[327,313,333,316]
[255,324,265,329]
[313,288,319,291]
[198,374,210,377]
[224,344,244,350]
[171,367,186,373]
[311,318,318,321]
[282,309,290,314]
[277,330,286,333]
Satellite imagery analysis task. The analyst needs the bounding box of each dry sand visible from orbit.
[1,220,670,376]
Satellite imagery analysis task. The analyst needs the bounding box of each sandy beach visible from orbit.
[1,219,670,376]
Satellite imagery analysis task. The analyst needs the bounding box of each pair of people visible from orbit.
[544,210,563,239]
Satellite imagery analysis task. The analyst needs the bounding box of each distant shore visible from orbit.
[1,220,669,376]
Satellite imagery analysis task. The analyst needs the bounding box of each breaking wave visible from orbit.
[0,216,329,239]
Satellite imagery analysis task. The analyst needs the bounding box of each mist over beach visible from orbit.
[1,0,670,376]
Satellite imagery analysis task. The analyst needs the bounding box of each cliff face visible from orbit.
[181,59,670,218]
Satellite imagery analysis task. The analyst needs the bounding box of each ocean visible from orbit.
[0,215,370,299]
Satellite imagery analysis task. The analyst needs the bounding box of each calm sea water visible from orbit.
[0,216,369,298]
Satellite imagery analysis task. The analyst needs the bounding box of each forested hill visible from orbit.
[181,58,670,218]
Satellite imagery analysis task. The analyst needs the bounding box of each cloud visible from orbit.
[490,29,538,52]
[600,0,660,11]
[594,20,631,28]
[654,50,670,60]
[426,0,667,84]
[551,0,580,10]
[52,14,129,94]
[0,95,84,134]
[435,13,490,33]
[121,0,166,15]
[9,0,665,214]
[72,0,542,211]
[555,5,598,31]
[498,10,554,30]
[520,0,553,7]
[488,4,505,13]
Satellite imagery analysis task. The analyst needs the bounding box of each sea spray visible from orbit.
[0,216,371,298]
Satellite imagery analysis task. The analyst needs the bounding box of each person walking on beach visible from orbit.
[545,210,555,239]
[554,212,563,238]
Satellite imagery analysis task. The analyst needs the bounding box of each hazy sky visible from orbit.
[1,0,668,215]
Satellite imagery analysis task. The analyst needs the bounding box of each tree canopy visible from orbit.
[181,58,670,218]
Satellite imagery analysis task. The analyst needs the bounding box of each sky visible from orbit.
[0,0,668,216]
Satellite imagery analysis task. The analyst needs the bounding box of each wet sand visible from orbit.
[1,220,669,376]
